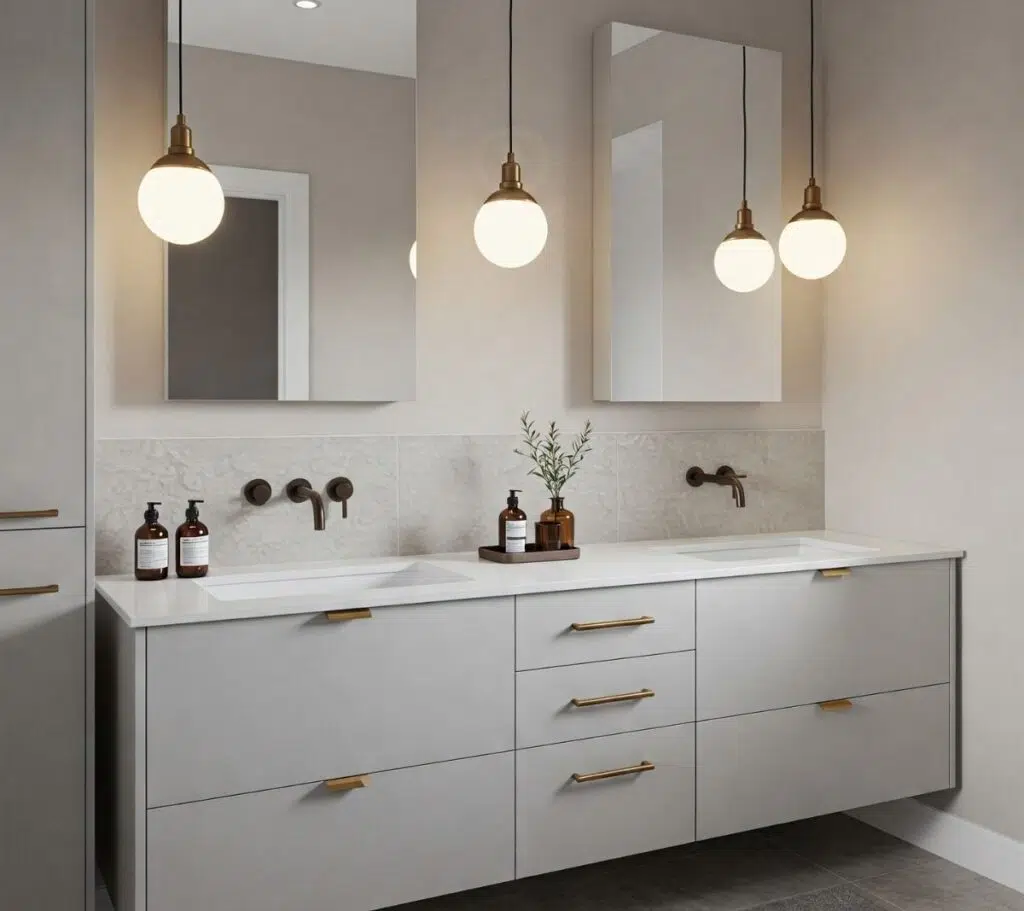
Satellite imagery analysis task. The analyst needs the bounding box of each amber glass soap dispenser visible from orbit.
[176,499,210,578]
[135,501,169,581]
[499,489,528,554]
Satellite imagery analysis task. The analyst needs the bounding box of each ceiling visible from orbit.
[170,0,417,77]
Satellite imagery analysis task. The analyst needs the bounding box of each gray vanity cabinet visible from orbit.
[0,530,88,911]
[0,1,91,909]
[0,0,87,529]
[99,561,957,911]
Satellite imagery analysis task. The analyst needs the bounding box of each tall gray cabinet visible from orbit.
[0,0,92,909]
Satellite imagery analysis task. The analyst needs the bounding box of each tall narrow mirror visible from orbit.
[165,0,417,402]
[594,25,783,403]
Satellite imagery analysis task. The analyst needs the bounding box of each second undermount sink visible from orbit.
[662,536,878,563]
[198,561,470,602]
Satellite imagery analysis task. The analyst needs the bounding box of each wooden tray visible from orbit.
[478,544,581,564]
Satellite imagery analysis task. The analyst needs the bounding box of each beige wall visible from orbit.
[824,0,1024,841]
[96,0,823,438]
[170,46,417,402]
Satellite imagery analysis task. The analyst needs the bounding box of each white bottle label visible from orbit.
[504,520,527,554]
[180,536,210,567]
[137,538,168,571]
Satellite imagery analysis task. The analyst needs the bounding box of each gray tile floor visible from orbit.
[94,814,1024,911]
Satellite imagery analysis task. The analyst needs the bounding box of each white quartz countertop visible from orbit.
[96,530,964,629]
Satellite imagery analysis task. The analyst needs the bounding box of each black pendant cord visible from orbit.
[508,0,513,157]
[809,0,815,181]
[742,45,748,204]
[178,0,184,118]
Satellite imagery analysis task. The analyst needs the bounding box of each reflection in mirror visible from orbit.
[593,25,783,403]
[165,0,417,402]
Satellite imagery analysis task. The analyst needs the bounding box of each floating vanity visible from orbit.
[96,532,961,911]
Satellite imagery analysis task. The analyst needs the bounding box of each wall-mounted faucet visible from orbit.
[287,478,327,530]
[686,465,747,508]
[244,476,355,530]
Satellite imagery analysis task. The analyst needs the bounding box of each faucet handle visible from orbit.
[327,477,354,519]
[243,478,273,506]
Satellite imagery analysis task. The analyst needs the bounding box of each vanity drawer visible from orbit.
[516,583,695,670]
[516,651,694,748]
[147,751,514,911]
[696,684,951,840]
[146,597,514,807]
[516,724,694,878]
[696,560,952,719]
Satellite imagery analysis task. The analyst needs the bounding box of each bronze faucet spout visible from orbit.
[286,479,327,531]
[685,465,748,509]
[725,476,746,508]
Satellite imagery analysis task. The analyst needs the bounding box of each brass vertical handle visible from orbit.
[324,774,370,792]
[325,608,373,622]
[0,509,59,520]
[570,616,655,632]
[818,699,855,712]
[818,568,852,579]
[572,761,655,784]
[0,584,60,598]
[571,689,655,708]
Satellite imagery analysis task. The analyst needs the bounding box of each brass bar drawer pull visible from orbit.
[0,508,59,520]
[571,689,655,709]
[572,761,655,784]
[571,616,655,632]
[818,699,855,712]
[325,608,373,622]
[818,568,852,579]
[0,584,60,598]
[324,774,370,793]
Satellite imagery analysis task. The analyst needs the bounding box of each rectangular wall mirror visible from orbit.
[593,25,783,403]
[165,0,417,402]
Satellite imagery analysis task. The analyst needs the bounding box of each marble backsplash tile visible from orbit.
[617,431,825,541]
[95,430,823,574]
[397,434,619,555]
[95,436,398,574]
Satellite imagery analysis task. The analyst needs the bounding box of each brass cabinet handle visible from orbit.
[818,568,852,579]
[0,509,59,520]
[571,616,655,632]
[324,774,370,792]
[572,761,655,784]
[325,608,373,622]
[571,689,655,708]
[0,584,60,598]
[818,699,855,712]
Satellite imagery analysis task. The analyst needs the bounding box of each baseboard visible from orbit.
[848,799,1024,895]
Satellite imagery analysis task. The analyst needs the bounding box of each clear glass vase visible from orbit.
[540,496,575,548]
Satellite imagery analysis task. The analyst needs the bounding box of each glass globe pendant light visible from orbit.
[138,0,224,245]
[779,0,847,279]
[714,46,776,294]
[474,0,548,269]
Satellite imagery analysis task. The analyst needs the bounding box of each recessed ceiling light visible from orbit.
[294,0,321,8]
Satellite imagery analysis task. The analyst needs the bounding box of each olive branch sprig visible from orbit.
[513,411,594,498]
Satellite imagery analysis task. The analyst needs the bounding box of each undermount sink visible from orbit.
[662,536,878,563]
[198,561,470,602]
